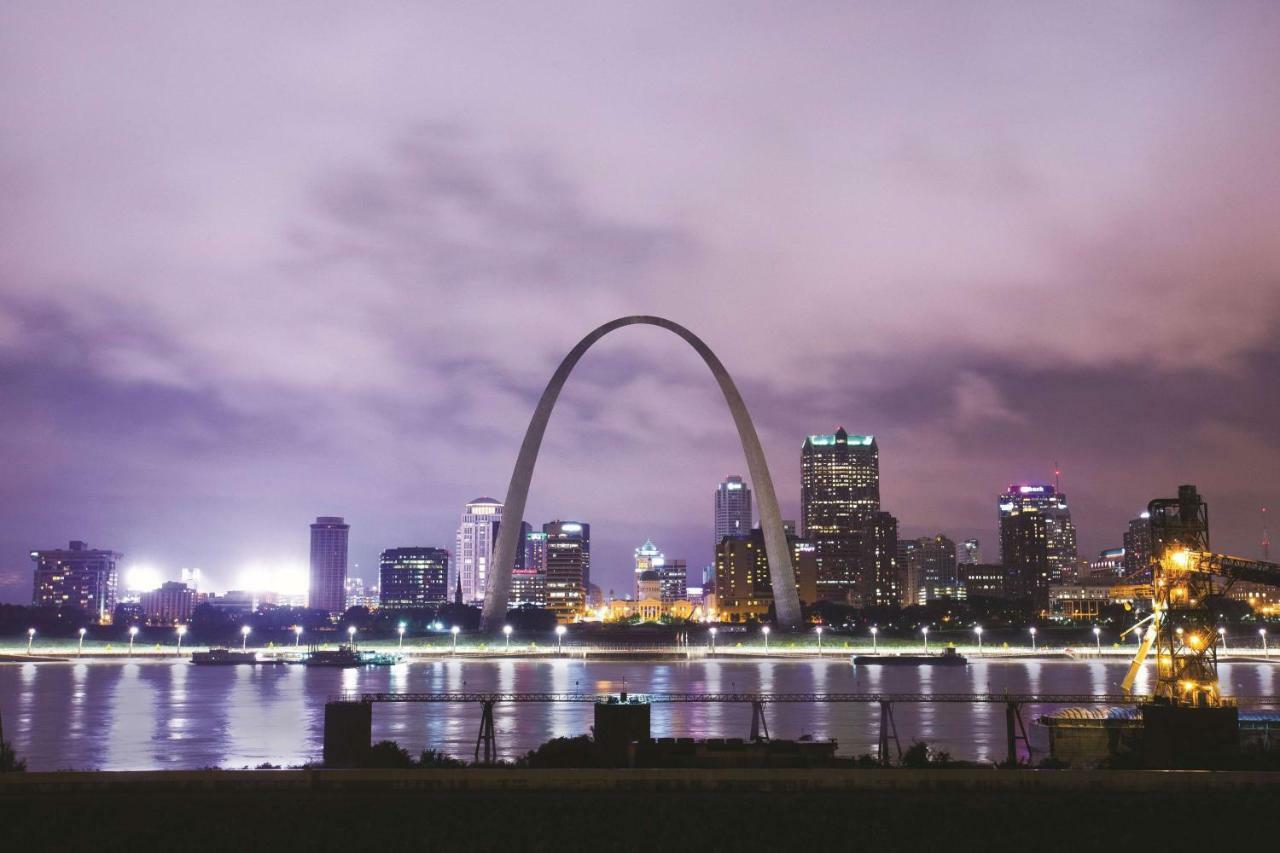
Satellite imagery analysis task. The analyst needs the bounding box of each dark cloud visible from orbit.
[1,2,1279,601]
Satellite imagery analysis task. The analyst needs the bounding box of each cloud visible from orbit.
[1,2,1279,600]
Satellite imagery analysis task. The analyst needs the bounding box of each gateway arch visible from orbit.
[480,316,802,631]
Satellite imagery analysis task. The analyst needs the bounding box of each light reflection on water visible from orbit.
[1,658,1276,770]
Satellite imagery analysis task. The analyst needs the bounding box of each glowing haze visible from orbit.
[2,2,1279,601]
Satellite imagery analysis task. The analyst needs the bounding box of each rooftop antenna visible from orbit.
[1053,461,1061,492]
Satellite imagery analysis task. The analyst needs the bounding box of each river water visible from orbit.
[3,658,1278,770]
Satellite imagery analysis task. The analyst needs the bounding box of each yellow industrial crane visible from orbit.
[1122,486,1280,705]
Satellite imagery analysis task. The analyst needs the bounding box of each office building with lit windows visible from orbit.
[31,540,121,623]
[309,516,349,615]
[140,581,196,625]
[455,498,503,605]
[544,520,590,622]
[1123,512,1152,575]
[998,485,1070,609]
[379,547,449,608]
[509,529,549,608]
[713,528,818,623]
[998,484,1078,588]
[801,428,893,606]
[899,534,958,605]
[714,475,753,548]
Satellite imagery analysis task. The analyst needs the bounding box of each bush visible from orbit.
[364,741,416,769]
[417,750,466,769]
[517,736,604,769]
[1,740,26,773]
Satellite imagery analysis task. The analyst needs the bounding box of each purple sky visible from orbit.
[2,2,1279,602]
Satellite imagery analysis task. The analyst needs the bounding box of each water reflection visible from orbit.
[1,658,1276,769]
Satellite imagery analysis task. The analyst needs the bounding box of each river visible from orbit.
[3,658,1279,770]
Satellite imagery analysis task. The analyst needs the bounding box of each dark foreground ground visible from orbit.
[4,769,1280,851]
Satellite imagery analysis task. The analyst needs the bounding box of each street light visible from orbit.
[26,628,35,655]
[451,625,460,654]
[1218,627,1227,654]
[347,625,357,649]
[555,624,566,654]
[870,626,878,654]
[762,625,771,654]
[129,625,139,656]
[1029,626,1037,652]
[503,625,513,651]
[176,625,187,657]
[241,625,251,652]
[294,625,303,647]
[78,627,87,657]
[816,626,824,657]
[398,622,406,651]
[1261,628,1269,658]
[709,626,717,654]
[1093,625,1101,653]
[974,625,983,655]
[922,626,929,655]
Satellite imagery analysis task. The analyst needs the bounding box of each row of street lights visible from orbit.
[733,623,1270,657]
[19,623,1275,658]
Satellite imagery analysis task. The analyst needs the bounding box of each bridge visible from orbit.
[324,690,1280,768]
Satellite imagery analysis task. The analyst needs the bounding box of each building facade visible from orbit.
[31,540,121,623]
[1122,512,1152,576]
[959,563,1009,599]
[544,520,590,623]
[998,484,1077,610]
[509,528,549,608]
[308,516,349,614]
[961,538,981,565]
[898,534,958,605]
[455,498,503,606]
[713,528,819,623]
[634,538,663,599]
[379,547,449,609]
[140,581,196,625]
[801,428,880,605]
[714,475,753,548]
[660,558,687,604]
[1089,548,1126,578]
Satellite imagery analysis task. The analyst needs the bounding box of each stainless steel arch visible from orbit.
[479,316,802,631]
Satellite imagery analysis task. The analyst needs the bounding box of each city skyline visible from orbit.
[3,3,1280,603]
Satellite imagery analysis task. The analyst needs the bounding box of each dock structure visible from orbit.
[323,691,1280,768]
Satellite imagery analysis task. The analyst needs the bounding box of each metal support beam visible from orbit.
[474,700,496,765]
[878,701,901,766]
[749,700,770,742]
[1005,701,1032,767]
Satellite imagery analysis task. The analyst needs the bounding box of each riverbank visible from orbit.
[3,768,1279,850]
[2,647,1276,664]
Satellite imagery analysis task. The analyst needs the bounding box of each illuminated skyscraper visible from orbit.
[544,520,589,622]
[510,528,549,608]
[998,484,1076,610]
[309,517,349,614]
[961,539,981,565]
[715,475,753,548]
[1123,512,1152,575]
[31,540,120,623]
[801,428,881,605]
[455,498,503,605]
